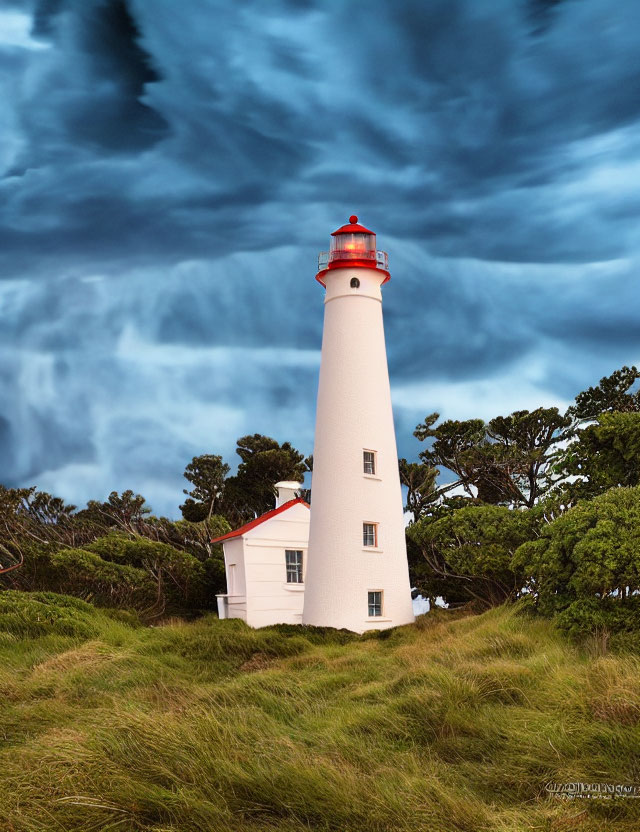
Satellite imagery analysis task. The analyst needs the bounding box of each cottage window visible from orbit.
[363,523,377,547]
[363,450,376,475]
[285,549,303,583]
[368,591,383,617]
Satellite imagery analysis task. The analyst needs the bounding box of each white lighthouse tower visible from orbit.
[302,216,415,633]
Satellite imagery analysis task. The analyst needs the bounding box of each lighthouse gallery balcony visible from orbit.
[317,248,389,272]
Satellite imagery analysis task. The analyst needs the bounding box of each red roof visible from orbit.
[331,215,375,236]
[210,498,310,543]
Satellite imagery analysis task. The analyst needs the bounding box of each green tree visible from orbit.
[414,414,487,500]
[398,459,439,522]
[0,487,36,577]
[486,408,571,506]
[405,506,478,610]
[0,482,230,612]
[552,367,640,505]
[408,504,540,609]
[513,486,640,639]
[568,365,640,421]
[414,408,569,508]
[180,454,230,522]
[50,547,154,609]
[156,515,231,599]
[223,434,308,524]
[85,535,205,617]
[78,491,151,535]
[155,515,230,561]
[0,486,80,582]
[556,412,640,501]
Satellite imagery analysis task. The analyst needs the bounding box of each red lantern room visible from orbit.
[316,215,389,286]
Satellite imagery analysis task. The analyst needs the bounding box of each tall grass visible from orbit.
[1,591,639,831]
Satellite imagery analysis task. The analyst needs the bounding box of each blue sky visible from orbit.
[1,0,639,516]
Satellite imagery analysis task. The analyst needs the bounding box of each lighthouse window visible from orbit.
[368,591,383,617]
[350,277,360,288]
[363,523,378,547]
[285,549,303,583]
[363,450,376,475]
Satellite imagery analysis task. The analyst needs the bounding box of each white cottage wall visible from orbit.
[243,502,309,628]
[221,537,247,621]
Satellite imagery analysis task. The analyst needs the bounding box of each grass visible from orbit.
[0,592,639,831]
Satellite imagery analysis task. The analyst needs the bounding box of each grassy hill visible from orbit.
[1,592,639,832]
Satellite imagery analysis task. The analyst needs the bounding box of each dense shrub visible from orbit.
[555,597,640,646]
[560,412,640,500]
[514,486,640,637]
[85,534,207,615]
[51,547,155,608]
[0,590,104,638]
[4,533,216,619]
[0,485,230,616]
[409,504,542,608]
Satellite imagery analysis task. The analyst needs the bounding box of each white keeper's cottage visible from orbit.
[214,482,309,628]
[214,216,414,634]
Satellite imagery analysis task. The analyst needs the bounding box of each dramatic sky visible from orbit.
[1,0,639,516]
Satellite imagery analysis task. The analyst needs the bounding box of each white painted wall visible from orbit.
[303,265,415,633]
[219,537,247,621]
[218,501,310,628]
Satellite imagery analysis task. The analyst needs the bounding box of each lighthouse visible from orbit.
[302,216,415,632]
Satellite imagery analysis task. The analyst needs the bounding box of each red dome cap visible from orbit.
[331,214,375,236]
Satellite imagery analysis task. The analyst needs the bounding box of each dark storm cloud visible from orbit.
[23,0,169,155]
[1,0,639,513]
[31,0,65,36]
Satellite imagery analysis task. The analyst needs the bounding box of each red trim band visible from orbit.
[315,264,391,287]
